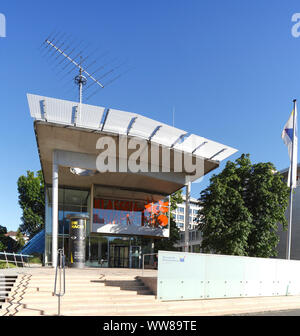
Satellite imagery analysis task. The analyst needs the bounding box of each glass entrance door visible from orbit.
[109,245,129,268]
[131,246,141,269]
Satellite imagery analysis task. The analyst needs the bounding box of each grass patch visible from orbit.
[0,261,17,269]
[28,256,42,264]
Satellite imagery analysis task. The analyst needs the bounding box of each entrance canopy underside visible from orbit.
[28,93,237,197]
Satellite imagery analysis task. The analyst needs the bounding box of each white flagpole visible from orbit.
[286,99,297,260]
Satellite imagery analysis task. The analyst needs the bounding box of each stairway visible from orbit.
[3,269,300,316]
[0,270,158,316]
[0,275,18,312]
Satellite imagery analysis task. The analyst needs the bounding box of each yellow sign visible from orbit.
[71,220,85,229]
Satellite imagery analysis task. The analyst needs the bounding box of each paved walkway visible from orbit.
[0,267,157,277]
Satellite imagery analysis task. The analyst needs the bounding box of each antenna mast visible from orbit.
[42,33,127,105]
[75,57,87,105]
[45,38,105,112]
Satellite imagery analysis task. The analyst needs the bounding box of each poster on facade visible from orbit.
[92,198,170,237]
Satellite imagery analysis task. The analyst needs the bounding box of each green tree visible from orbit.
[197,154,289,258]
[0,225,20,252]
[16,228,25,248]
[17,170,45,239]
[154,189,183,252]
[0,225,7,252]
[0,225,6,235]
[0,241,5,252]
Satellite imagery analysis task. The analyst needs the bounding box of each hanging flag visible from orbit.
[282,101,298,188]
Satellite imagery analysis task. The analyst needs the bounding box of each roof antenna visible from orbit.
[41,32,128,110]
[172,106,175,127]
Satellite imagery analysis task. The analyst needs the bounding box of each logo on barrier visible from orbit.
[162,255,186,263]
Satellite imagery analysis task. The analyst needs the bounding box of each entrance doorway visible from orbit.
[109,245,129,268]
[130,246,141,269]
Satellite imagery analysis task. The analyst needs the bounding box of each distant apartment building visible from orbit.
[173,196,203,252]
[5,231,29,243]
[172,196,200,230]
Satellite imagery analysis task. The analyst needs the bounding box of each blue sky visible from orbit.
[0,0,300,231]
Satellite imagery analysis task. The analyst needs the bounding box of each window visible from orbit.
[177,207,184,213]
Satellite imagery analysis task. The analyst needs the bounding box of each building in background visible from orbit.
[172,196,200,230]
[5,231,29,244]
[173,195,202,252]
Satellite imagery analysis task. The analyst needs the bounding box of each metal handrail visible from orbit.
[53,249,66,316]
[0,251,33,268]
[142,253,158,276]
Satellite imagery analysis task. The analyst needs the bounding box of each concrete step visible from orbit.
[10,301,300,317]
[0,283,14,287]
[27,280,104,284]
[6,299,157,308]
[3,308,43,316]
[21,283,107,289]
[25,276,104,281]
[20,286,152,294]
[21,286,150,294]
[104,284,147,289]
[19,301,166,312]
[64,280,147,288]
[6,294,156,304]
[10,294,154,304]
[14,304,170,316]
[0,277,17,281]
[105,285,149,290]
[9,311,43,316]
[104,280,144,285]
[14,290,154,299]
[24,280,106,284]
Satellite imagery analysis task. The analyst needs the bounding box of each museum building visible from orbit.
[27,93,237,268]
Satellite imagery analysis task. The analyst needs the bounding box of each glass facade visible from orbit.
[92,198,170,237]
[45,187,90,265]
[45,186,155,268]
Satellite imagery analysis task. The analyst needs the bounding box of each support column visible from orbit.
[149,239,155,267]
[52,150,58,268]
[184,182,191,252]
[129,245,132,269]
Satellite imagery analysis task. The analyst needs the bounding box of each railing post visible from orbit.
[54,249,66,316]
[13,252,17,267]
[20,253,24,268]
[142,253,158,276]
[4,252,8,268]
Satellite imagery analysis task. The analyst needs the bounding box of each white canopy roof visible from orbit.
[27,93,237,162]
